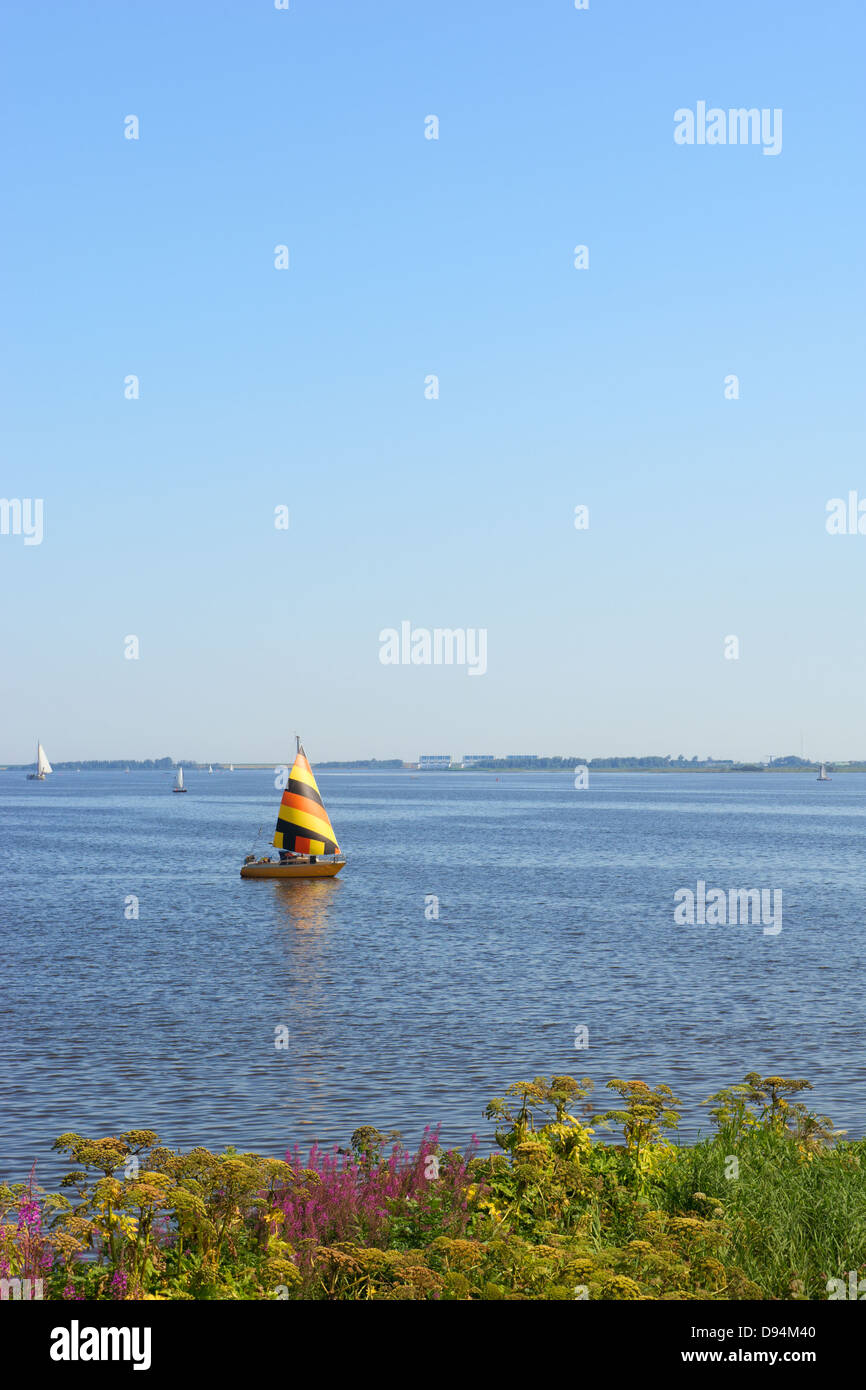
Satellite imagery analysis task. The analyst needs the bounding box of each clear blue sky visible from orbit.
[1,0,864,764]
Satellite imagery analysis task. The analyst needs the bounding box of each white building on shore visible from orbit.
[418,754,452,770]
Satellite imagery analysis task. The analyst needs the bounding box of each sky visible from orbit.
[1,0,864,765]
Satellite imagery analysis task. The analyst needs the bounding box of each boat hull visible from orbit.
[240,860,345,879]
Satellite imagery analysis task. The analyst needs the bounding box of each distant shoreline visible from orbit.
[1,761,859,775]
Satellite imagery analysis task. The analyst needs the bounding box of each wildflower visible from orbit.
[17,1200,42,1232]
[478,1200,504,1221]
[600,1274,643,1300]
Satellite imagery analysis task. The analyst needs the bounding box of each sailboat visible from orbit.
[173,766,187,793]
[208,765,213,774]
[27,741,52,781]
[229,763,234,772]
[240,739,345,879]
[817,762,831,781]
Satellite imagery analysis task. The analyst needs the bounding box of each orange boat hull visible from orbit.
[240,860,345,879]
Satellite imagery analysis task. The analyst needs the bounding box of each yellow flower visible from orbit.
[479,1200,504,1220]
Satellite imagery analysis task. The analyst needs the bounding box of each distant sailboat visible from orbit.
[27,741,52,781]
[173,766,187,794]
[229,763,234,772]
[240,738,345,879]
[208,765,213,774]
[817,762,831,781]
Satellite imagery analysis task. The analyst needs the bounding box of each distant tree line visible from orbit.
[3,757,408,772]
[317,759,404,769]
[5,754,858,773]
[459,755,736,770]
[3,757,176,771]
[459,754,829,771]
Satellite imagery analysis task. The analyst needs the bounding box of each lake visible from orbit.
[1,768,864,1186]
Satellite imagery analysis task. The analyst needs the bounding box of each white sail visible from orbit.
[208,765,213,774]
[229,763,234,771]
[176,766,184,789]
[37,742,52,776]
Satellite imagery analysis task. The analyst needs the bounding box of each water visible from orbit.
[1,769,865,1186]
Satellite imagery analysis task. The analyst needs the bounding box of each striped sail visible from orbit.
[273,746,340,855]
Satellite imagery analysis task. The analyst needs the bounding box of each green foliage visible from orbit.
[484,1075,594,1152]
[705,1073,845,1150]
[597,1079,681,1167]
[2,1071,863,1301]
[41,1129,293,1299]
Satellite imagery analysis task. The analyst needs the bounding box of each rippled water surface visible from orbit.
[1,769,865,1184]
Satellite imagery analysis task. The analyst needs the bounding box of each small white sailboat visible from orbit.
[27,741,52,781]
[229,763,234,772]
[817,762,831,781]
[208,765,213,774]
[173,766,187,794]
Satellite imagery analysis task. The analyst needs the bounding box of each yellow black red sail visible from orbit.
[272,746,340,855]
